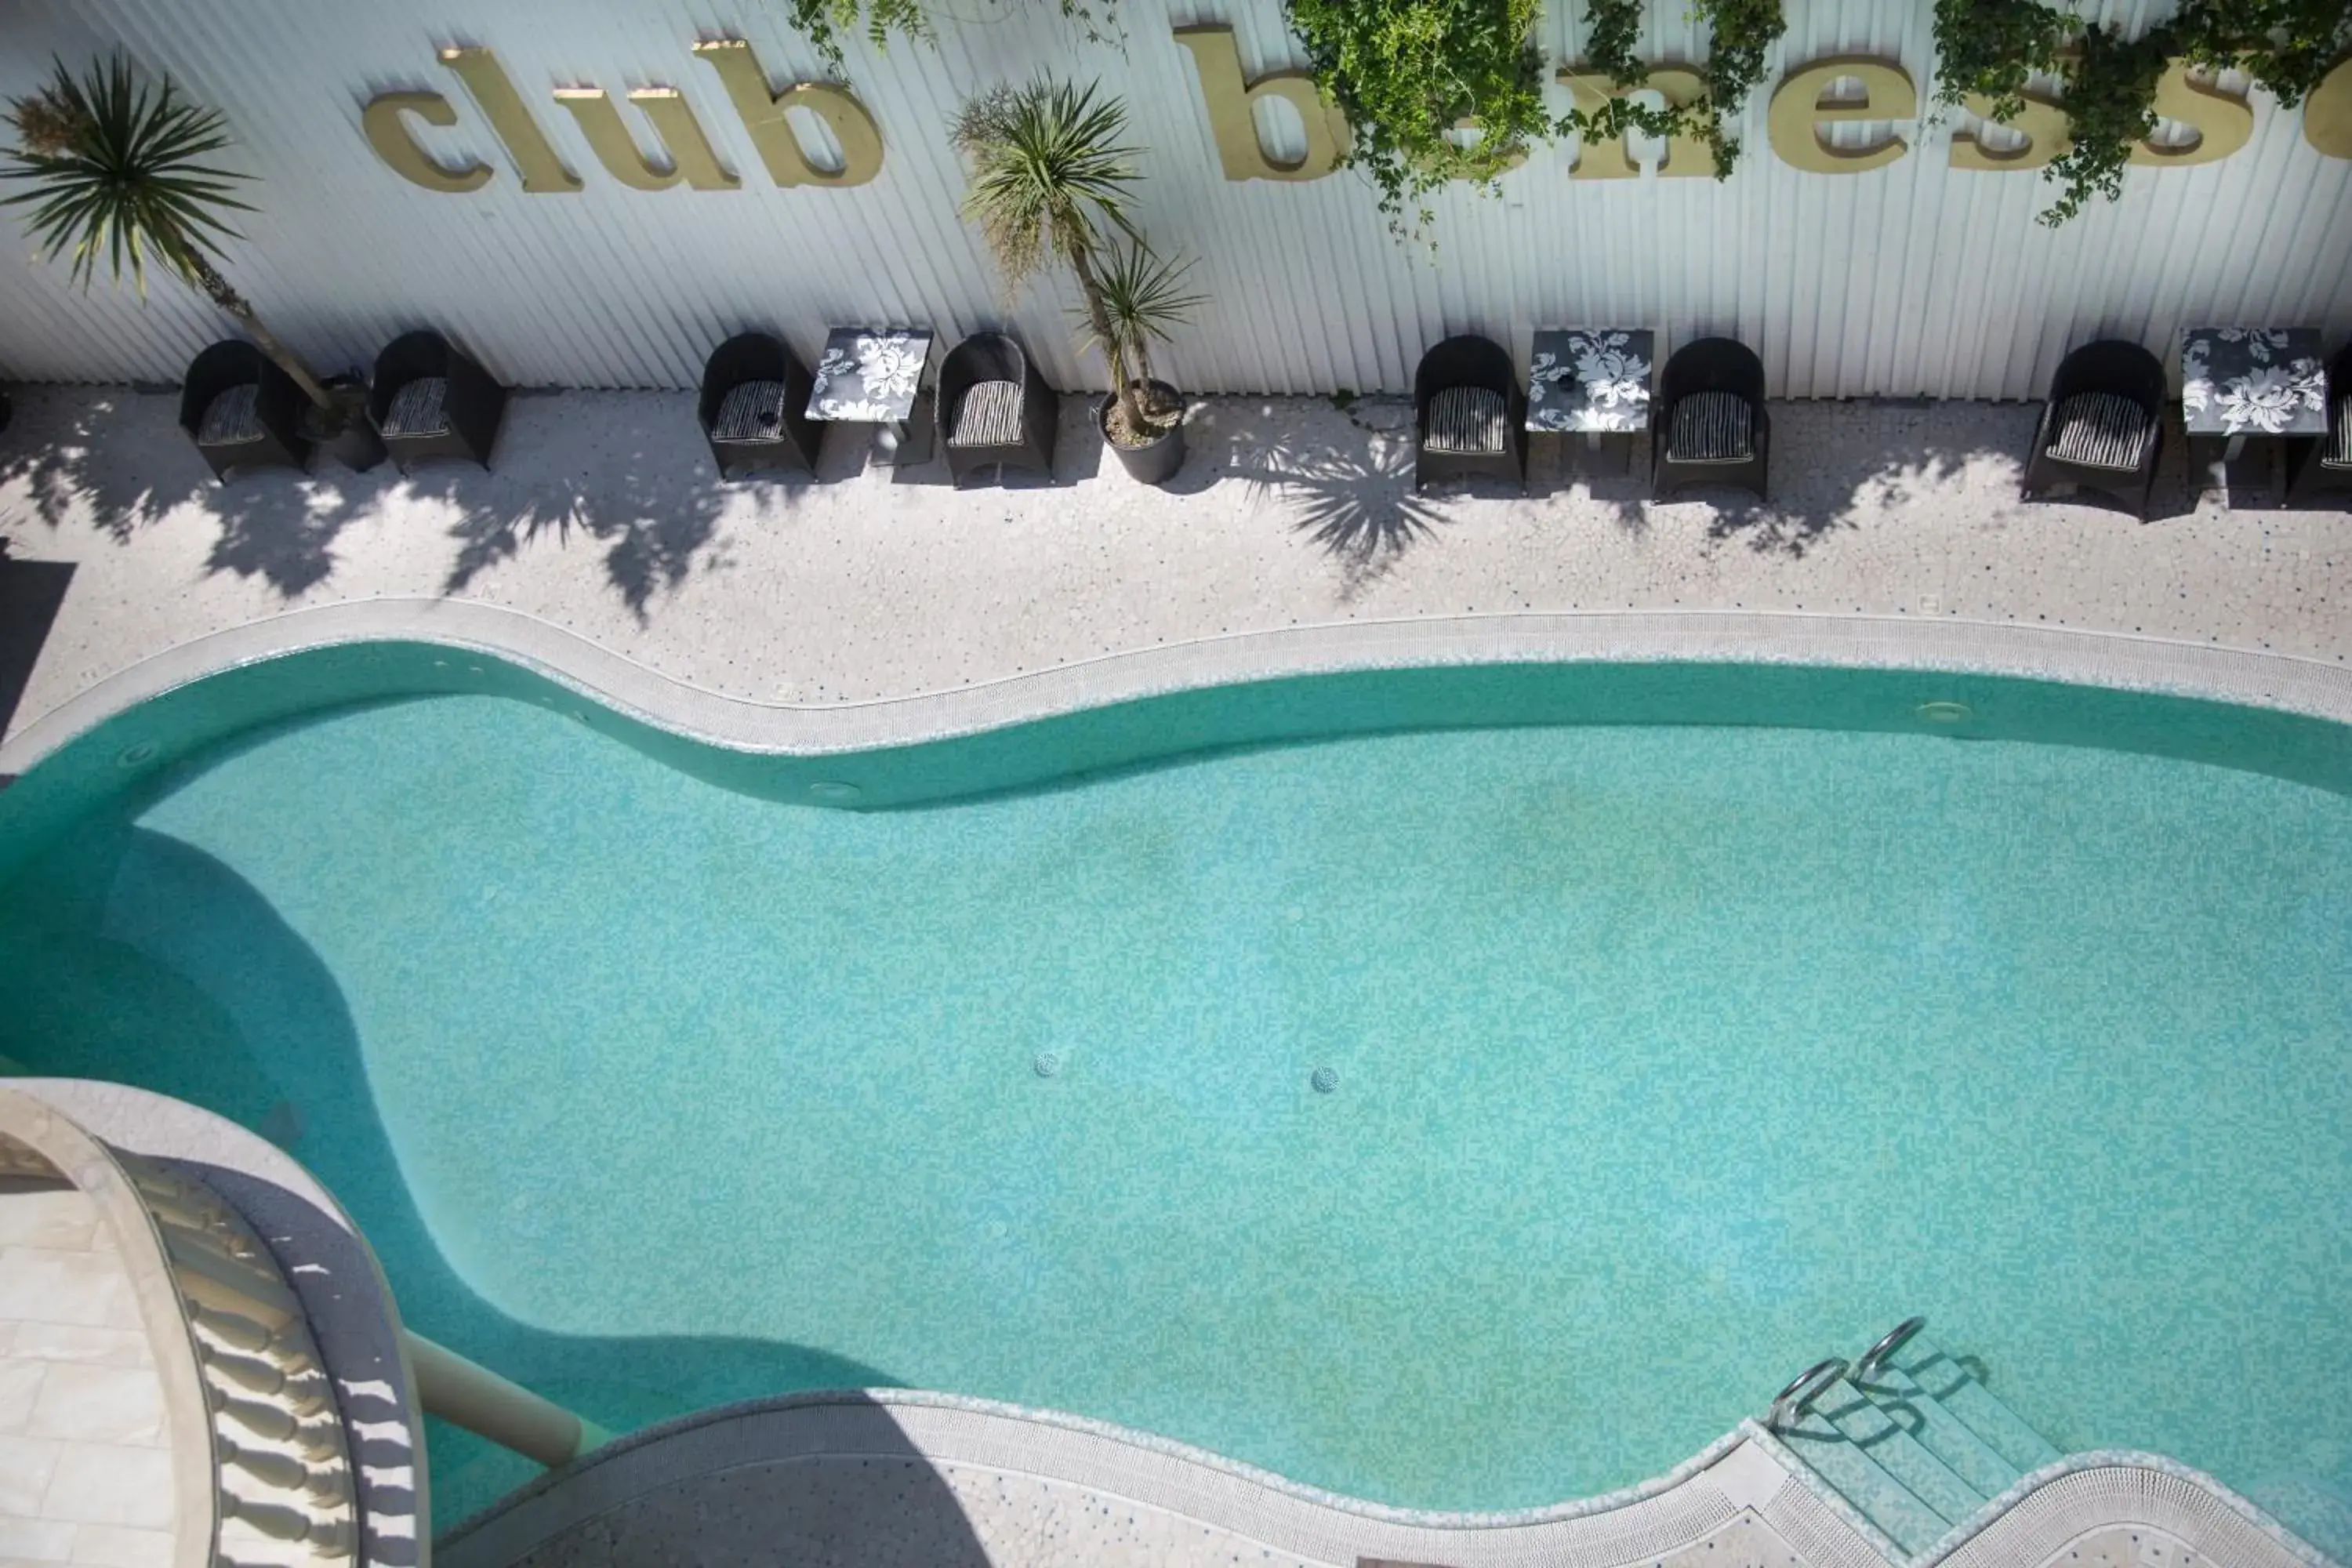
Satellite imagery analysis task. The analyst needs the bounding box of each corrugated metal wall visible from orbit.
[0,0,2345,397]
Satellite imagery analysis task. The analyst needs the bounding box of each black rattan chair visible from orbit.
[699,332,820,479]
[1413,336,1525,492]
[937,332,1057,486]
[2285,342,2352,510]
[2021,339,2165,520]
[368,330,506,474]
[1652,337,1769,501]
[180,340,310,482]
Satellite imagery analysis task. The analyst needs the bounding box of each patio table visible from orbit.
[808,326,936,465]
[2181,327,2327,505]
[1529,328,1653,475]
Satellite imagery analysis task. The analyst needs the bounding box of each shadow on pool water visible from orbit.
[0,819,907,1529]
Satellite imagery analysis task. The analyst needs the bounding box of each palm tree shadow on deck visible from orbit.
[1246,422,1453,600]
[0,818,916,1538]
[0,387,797,620]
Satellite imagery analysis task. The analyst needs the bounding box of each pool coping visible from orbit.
[433,1388,2339,1568]
[5,598,2352,779]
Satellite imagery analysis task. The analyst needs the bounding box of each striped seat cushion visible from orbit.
[711,379,789,444]
[196,383,263,446]
[947,379,1023,448]
[381,376,452,439]
[1425,385,1508,454]
[2045,390,2152,472]
[2325,393,2352,470]
[1664,390,1755,463]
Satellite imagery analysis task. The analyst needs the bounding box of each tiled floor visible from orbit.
[0,1181,174,1568]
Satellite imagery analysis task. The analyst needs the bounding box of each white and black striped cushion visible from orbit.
[712,379,789,443]
[2325,393,2352,470]
[947,379,1023,448]
[1664,390,1755,463]
[2046,391,2153,471]
[382,376,452,439]
[1425,385,1508,454]
[197,383,263,446]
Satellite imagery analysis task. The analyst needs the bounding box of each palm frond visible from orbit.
[1080,241,1203,361]
[1,53,253,297]
[952,77,1142,289]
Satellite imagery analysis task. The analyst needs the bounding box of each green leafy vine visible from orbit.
[779,0,1120,79]
[1563,0,1786,179]
[1932,0,2352,226]
[1283,0,1552,235]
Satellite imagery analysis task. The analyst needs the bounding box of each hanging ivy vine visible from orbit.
[1933,0,2352,226]
[1284,0,1552,234]
[1563,0,1786,178]
[780,0,1119,78]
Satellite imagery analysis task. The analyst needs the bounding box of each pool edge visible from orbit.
[430,1390,2340,1568]
[8,600,2352,779]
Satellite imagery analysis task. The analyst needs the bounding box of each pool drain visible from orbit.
[1311,1066,1339,1094]
[1033,1051,1063,1079]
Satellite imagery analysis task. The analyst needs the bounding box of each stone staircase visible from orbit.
[1769,1319,2062,1563]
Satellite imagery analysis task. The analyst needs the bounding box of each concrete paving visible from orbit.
[2,386,2345,761]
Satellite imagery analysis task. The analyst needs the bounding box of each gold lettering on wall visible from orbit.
[1558,64,1715,179]
[2307,56,2352,158]
[440,45,581,192]
[1951,90,2070,169]
[361,91,493,191]
[554,87,740,190]
[1767,56,1917,173]
[1172,25,1351,182]
[691,39,881,187]
[2129,60,2252,165]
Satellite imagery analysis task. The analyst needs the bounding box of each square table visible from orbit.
[2181,327,2328,504]
[1529,328,1653,475]
[808,326,936,465]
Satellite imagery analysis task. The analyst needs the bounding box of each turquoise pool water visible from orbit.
[2,659,2349,1552]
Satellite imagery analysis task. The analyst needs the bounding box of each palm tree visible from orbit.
[1081,240,1203,435]
[2,53,339,416]
[951,78,1164,438]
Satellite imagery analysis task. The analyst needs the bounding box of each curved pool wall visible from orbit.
[9,636,2352,880]
[5,643,2352,1555]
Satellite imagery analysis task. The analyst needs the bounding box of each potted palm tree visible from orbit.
[952,78,1202,485]
[1,54,374,463]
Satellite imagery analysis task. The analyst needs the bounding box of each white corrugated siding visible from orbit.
[0,0,2345,397]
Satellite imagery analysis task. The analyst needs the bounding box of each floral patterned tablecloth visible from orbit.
[1527,328,1653,433]
[808,327,934,423]
[2180,328,2326,437]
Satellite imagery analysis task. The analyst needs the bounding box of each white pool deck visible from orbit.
[1,385,2348,773]
[2,387,2350,1568]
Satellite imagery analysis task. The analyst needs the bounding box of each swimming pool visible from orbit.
[1,652,2348,1551]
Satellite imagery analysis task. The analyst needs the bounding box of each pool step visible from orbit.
[1770,1325,2061,1563]
[1864,1331,2060,1476]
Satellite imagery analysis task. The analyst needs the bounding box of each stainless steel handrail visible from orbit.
[1766,1357,1849,1430]
[1856,1316,1926,1381]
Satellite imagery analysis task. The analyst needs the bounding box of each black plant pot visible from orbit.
[1099,381,1185,486]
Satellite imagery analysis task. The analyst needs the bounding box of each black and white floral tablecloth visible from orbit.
[808,327,934,423]
[1527,329,1653,433]
[2180,328,2326,437]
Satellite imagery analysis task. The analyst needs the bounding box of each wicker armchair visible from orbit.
[1412,336,1526,492]
[368,330,506,474]
[179,340,310,482]
[2285,342,2352,510]
[937,332,1057,486]
[2021,339,2165,519]
[699,332,820,479]
[1652,337,1769,501]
